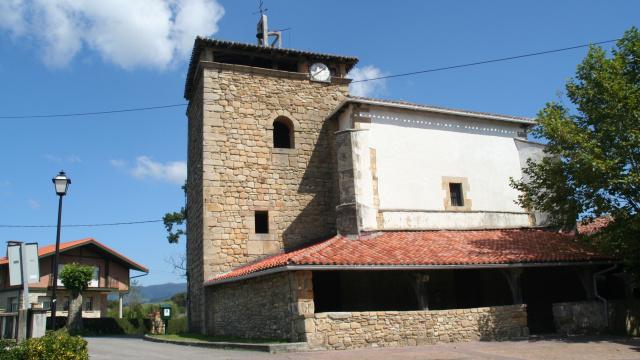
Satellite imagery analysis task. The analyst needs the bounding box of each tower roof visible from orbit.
[184,36,359,99]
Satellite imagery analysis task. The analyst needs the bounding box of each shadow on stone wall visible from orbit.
[281,119,339,251]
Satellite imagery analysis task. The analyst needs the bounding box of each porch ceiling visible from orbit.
[206,229,616,285]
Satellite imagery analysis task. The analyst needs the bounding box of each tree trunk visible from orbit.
[67,291,84,332]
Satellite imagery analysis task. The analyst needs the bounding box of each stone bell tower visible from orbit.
[183,19,358,331]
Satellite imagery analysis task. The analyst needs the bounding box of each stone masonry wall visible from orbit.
[553,300,640,336]
[305,305,529,350]
[207,271,309,341]
[186,72,205,332]
[553,301,605,335]
[193,62,348,280]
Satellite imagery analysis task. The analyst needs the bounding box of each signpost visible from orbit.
[7,242,40,309]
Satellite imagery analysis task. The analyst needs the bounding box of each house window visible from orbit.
[57,264,65,286]
[9,297,18,312]
[85,297,93,311]
[255,211,269,234]
[63,297,70,311]
[38,296,52,309]
[273,117,294,149]
[449,183,464,206]
[89,267,99,287]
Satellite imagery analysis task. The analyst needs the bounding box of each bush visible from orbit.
[81,317,151,335]
[0,338,20,360]
[47,317,152,335]
[166,318,188,334]
[0,329,88,360]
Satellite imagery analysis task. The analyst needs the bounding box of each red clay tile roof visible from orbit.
[0,238,148,272]
[207,229,615,284]
[577,216,613,235]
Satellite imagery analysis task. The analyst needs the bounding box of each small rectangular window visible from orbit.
[9,297,18,312]
[255,211,269,234]
[38,296,52,309]
[85,297,93,311]
[450,183,464,206]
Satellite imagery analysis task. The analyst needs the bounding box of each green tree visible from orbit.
[511,27,640,275]
[163,181,187,244]
[126,302,145,320]
[163,180,188,278]
[59,263,95,331]
[123,279,145,305]
[171,292,187,307]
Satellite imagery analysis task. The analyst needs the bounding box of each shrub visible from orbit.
[0,338,20,360]
[80,317,152,335]
[166,318,188,334]
[4,329,88,360]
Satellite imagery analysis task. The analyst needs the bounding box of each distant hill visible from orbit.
[108,282,187,304]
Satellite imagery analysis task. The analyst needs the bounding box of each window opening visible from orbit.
[85,297,93,311]
[38,296,52,309]
[255,211,269,234]
[9,297,18,312]
[450,183,464,206]
[273,121,291,148]
[89,267,99,287]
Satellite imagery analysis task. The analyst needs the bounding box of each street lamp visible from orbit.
[51,171,71,330]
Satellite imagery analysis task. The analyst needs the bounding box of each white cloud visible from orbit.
[130,156,186,185]
[0,0,225,69]
[349,65,388,98]
[109,159,126,168]
[44,154,61,163]
[67,154,82,163]
[27,199,40,210]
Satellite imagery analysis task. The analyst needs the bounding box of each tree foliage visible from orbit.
[171,292,187,307]
[59,263,95,331]
[59,263,95,294]
[123,279,145,305]
[511,27,640,274]
[163,181,187,244]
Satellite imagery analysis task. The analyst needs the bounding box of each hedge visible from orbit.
[46,317,152,335]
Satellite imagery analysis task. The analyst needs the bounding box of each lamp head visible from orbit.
[52,171,71,196]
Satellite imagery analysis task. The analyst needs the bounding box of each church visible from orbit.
[183,16,621,350]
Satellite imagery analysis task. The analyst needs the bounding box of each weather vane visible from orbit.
[254,0,268,16]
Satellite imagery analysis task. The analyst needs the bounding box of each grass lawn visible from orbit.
[149,333,290,344]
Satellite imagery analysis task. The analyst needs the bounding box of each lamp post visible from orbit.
[51,171,71,330]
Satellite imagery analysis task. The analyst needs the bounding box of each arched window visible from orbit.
[273,117,294,149]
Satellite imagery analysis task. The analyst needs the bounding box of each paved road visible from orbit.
[87,335,640,360]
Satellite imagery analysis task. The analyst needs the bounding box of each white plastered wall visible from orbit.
[340,104,542,231]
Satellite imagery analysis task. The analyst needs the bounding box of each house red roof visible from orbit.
[206,229,615,284]
[0,238,148,273]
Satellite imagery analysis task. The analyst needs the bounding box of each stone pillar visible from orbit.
[572,266,596,301]
[501,268,523,305]
[409,273,430,310]
[119,293,123,318]
[290,271,315,342]
[17,309,28,342]
[28,309,47,339]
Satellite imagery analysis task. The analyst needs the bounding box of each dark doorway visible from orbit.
[522,267,587,334]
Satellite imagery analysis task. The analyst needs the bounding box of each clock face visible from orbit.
[309,62,330,82]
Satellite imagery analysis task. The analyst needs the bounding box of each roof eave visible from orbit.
[327,97,537,126]
[204,259,617,286]
[40,240,149,273]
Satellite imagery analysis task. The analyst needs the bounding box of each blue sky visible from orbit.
[1,1,638,286]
